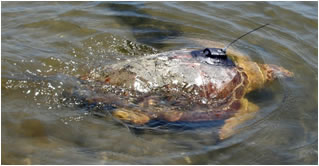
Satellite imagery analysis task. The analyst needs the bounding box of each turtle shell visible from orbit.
[80,48,248,122]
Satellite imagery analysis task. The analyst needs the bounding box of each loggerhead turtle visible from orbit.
[71,38,293,140]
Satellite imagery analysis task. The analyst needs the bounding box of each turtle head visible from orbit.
[260,64,294,82]
[229,54,293,92]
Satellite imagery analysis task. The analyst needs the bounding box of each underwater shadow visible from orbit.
[99,2,183,49]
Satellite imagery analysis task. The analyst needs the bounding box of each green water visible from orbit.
[1,1,318,164]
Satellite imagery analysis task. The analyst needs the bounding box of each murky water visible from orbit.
[2,1,318,164]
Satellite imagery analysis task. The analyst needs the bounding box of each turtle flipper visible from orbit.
[219,98,259,140]
[112,108,150,125]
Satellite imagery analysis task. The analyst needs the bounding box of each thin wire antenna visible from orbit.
[223,23,270,52]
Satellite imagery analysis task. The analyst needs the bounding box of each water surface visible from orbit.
[1,1,318,164]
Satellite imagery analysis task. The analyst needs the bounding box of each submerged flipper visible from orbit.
[219,98,259,140]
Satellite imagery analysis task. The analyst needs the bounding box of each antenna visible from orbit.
[223,23,270,52]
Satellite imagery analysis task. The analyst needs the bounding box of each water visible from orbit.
[1,1,317,164]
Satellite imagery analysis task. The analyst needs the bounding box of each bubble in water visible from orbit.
[201,98,208,104]
[47,83,55,90]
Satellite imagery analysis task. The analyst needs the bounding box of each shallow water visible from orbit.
[1,1,318,164]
